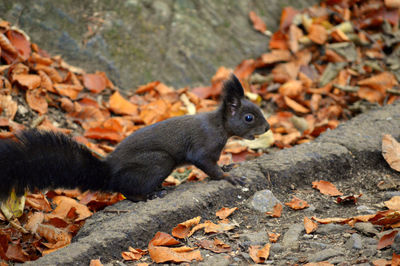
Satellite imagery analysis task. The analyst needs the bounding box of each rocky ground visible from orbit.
[26,95,400,265]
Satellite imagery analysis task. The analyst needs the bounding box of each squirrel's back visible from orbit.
[0,130,111,199]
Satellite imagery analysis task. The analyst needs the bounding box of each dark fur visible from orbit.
[0,74,269,201]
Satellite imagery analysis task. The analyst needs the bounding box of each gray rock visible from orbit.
[308,241,328,249]
[316,224,350,235]
[363,238,378,246]
[345,233,362,250]
[308,248,345,262]
[392,232,400,253]
[354,222,379,236]
[361,247,377,257]
[282,224,304,251]
[248,189,281,213]
[239,230,269,246]
[199,253,231,266]
[356,205,377,214]
[384,191,400,200]
[270,243,284,254]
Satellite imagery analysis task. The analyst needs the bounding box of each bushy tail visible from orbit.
[0,130,111,199]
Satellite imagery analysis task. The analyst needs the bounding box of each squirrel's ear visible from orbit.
[222,74,244,116]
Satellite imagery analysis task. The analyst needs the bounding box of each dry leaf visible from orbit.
[268,232,280,243]
[312,180,343,196]
[249,11,267,33]
[171,216,201,239]
[285,196,309,210]
[377,230,398,250]
[121,247,147,261]
[249,244,270,264]
[304,216,318,234]
[109,91,139,116]
[385,196,400,211]
[382,134,400,172]
[216,207,237,220]
[89,259,103,266]
[266,203,283,218]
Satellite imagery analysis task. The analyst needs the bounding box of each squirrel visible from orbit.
[0,74,269,202]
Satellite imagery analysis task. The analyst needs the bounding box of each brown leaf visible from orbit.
[284,96,310,113]
[121,247,147,261]
[377,230,398,249]
[385,196,400,211]
[26,88,48,114]
[83,72,107,93]
[312,180,343,196]
[25,193,52,212]
[84,127,123,142]
[5,243,30,263]
[0,95,18,120]
[148,246,202,263]
[304,216,318,234]
[140,99,169,125]
[6,29,31,60]
[109,91,139,116]
[285,196,309,210]
[308,24,328,45]
[171,216,201,239]
[53,84,83,100]
[196,238,231,253]
[149,232,180,247]
[266,203,283,218]
[216,207,237,219]
[13,74,41,90]
[358,72,398,94]
[268,232,280,243]
[382,134,400,172]
[261,49,292,65]
[249,244,270,264]
[47,196,92,222]
[279,80,303,98]
[249,11,267,33]
[89,259,103,266]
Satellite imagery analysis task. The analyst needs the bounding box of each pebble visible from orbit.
[248,189,281,213]
[308,248,345,262]
[356,205,376,214]
[282,223,304,251]
[345,233,362,250]
[316,223,350,235]
[354,222,379,236]
[239,231,269,247]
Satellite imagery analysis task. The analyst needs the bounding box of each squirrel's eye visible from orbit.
[245,114,254,122]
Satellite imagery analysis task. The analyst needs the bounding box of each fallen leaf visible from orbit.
[358,72,398,94]
[121,247,147,261]
[308,24,328,45]
[382,134,400,172]
[216,207,237,220]
[312,180,343,196]
[383,196,400,211]
[285,196,309,210]
[171,216,201,239]
[268,232,280,243]
[25,193,52,212]
[284,96,310,113]
[377,230,398,249]
[89,259,103,266]
[304,216,318,234]
[249,244,270,264]
[109,91,139,116]
[196,238,231,253]
[26,88,48,114]
[13,74,41,90]
[279,80,303,98]
[261,49,292,65]
[249,11,267,33]
[83,72,107,93]
[266,203,283,218]
[47,196,92,222]
[336,194,362,205]
[6,29,31,60]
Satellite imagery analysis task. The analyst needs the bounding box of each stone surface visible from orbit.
[308,248,345,262]
[282,223,304,250]
[248,189,281,213]
[1,0,319,90]
[345,233,362,250]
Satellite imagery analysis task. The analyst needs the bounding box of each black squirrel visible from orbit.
[0,74,269,201]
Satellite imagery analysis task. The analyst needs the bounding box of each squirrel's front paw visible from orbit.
[223,173,246,186]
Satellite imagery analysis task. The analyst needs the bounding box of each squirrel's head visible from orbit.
[221,74,270,140]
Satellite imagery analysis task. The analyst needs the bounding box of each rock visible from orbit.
[308,248,345,262]
[392,232,400,253]
[361,247,377,257]
[316,224,350,235]
[270,243,284,254]
[345,233,362,250]
[282,224,304,251]
[239,231,269,247]
[356,205,376,214]
[1,0,320,90]
[363,238,378,246]
[199,253,231,266]
[354,222,379,236]
[384,191,400,200]
[248,189,281,213]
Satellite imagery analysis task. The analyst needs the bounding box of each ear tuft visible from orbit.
[222,74,245,116]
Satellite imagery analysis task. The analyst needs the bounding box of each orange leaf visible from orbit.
[285,196,309,210]
[216,207,237,219]
[196,238,231,253]
[53,84,83,100]
[304,216,318,234]
[279,80,303,98]
[266,203,283,218]
[83,72,107,93]
[13,74,41,90]
[171,216,201,239]
[140,99,169,125]
[269,30,288,50]
[312,180,343,196]
[26,88,48,114]
[312,216,350,224]
[284,96,309,113]
[47,196,92,222]
[377,230,398,249]
[6,29,31,60]
[121,247,147,261]
[382,134,400,172]
[308,24,328,45]
[234,59,256,80]
[358,72,398,93]
[5,244,30,263]
[149,232,180,247]
[385,196,400,211]
[0,95,18,120]
[249,244,270,264]
[25,193,52,212]
[148,246,202,263]
[249,11,267,33]
[84,127,123,142]
[261,49,292,65]
[89,259,104,266]
[136,81,160,94]
[109,91,139,116]
[268,232,280,243]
